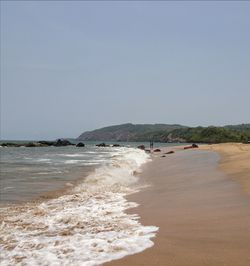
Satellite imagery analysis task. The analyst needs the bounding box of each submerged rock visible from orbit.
[55,139,74,147]
[2,139,74,148]
[96,143,108,147]
[38,141,55,146]
[1,143,21,147]
[112,144,121,147]
[76,142,85,147]
[25,142,41,147]
[137,145,145,150]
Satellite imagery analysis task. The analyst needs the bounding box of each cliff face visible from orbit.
[77,123,250,143]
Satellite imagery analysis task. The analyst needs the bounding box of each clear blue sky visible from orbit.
[1,1,250,140]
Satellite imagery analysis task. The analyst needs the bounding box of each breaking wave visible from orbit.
[0,147,158,266]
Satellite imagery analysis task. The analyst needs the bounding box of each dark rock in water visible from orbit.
[165,151,174,154]
[96,143,107,147]
[76,142,85,147]
[25,142,44,147]
[55,139,74,146]
[154,149,161,152]
[112,144,120,147]
[137,145,145,150]
[25,142,36,147]
[38,141,55,146]
[1,142,21,147]
[2,139,75,148]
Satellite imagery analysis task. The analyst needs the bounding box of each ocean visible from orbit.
[0,141,176,265]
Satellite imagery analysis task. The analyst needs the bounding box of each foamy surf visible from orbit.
[0,147,158,266]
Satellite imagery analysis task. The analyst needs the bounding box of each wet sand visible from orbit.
[106,144,250,266]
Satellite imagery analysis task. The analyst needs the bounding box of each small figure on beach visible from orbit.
[150,140,154,150]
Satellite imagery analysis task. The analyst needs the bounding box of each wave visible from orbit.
[59,154,87,158]
[35,159,52,163]
[0,147,158,266]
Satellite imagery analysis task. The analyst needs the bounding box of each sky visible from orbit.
[1,1,250,140]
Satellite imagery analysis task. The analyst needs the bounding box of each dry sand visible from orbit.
[200,143,250,195]
[106,144,250,266]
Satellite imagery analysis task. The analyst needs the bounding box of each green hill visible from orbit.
[77,123,250,143]
[169,126,250,144]
[77,123,186,141]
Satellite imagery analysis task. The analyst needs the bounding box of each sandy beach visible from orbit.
[200,143,250,195]
[106,143,250,266]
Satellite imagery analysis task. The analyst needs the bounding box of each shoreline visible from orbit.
[106,143,250,266]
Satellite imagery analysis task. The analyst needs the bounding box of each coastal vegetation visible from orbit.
[78,123,250,144]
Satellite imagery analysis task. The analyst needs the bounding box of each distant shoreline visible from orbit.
[78,123,250,143]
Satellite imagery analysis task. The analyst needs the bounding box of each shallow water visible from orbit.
[0,141,180,204]
[0,145,114,203]
[0,143,160,265]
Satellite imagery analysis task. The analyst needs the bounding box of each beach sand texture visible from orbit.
[200,143,250,195]
[106,144,250,266]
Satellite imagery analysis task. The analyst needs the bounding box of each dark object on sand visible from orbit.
[184,146,192,149]
[165,151,174,154]
[161,155,166,157]
[76,142,85,147]
[112,144,121,147]
[137,145,145,150]
[154,149,161,152]
[184,143,199,149]
[96,143,107,147]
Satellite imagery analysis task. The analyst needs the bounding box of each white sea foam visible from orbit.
[64,159,87,164]
[36,159,52,162]
[64,159,104,165]
[3,187,14,191]
[0,147,158,266]
[36,171,64,175]
[61,154,86,157]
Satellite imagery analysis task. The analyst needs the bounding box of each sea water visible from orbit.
[0,142,161,265]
